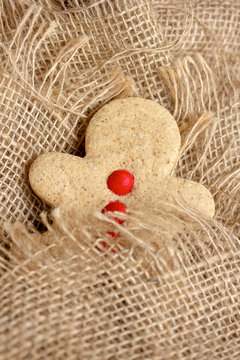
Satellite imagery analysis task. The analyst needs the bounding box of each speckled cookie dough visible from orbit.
[29,97,215,228]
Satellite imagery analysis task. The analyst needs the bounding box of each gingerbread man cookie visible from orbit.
[29,97,214,233]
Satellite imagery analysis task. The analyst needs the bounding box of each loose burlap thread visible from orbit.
[0,0,240,359]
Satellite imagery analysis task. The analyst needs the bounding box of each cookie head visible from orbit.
[86,97,181,178]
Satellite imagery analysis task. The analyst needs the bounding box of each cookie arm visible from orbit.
[158,177,215,219]
[29,152,79,207]
[29,152,117,212]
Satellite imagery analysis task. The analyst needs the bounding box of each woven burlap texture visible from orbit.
[0,0,240,359]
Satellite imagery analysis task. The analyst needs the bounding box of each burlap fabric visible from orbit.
[0,0,240,359]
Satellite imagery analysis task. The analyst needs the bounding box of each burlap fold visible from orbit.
[0,0,239,359]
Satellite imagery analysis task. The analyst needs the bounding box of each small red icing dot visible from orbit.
[98,241,116,253]
[102,200,127,224]
[107,231,118,239]
[107,169,134,196]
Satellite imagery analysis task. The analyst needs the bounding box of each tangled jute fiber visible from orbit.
[0,0,239,359]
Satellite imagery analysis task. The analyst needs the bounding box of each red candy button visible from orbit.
[107,170,134,196]
[102,200,127,224]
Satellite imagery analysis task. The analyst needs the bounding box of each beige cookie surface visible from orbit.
[86,97,181,178]
[29,97,214,223]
